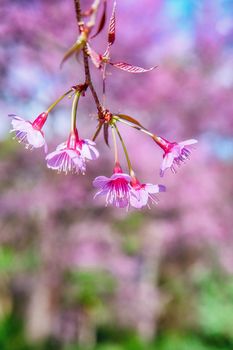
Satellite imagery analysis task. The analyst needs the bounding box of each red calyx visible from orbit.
[113,162,123,174]
[67,128,80,149]
[130,177,143,190]
[32,112,48,130]
[154,136,177,153]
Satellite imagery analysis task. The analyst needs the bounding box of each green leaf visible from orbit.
[116,114,143,127]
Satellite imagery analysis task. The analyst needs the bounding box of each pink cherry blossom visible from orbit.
[93,169,131,208]
[155,137,198,176]
[9,112,48,151]
[46,130,86,174]
[129,178,166,209]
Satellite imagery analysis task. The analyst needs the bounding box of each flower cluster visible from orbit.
[9,0,197,209]
[93,164,166,209]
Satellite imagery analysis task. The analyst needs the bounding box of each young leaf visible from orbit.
[91,0,107,39]
[116,114,143,127]
[92,122,103,141]
[110,62,157,73]
[104,122,110,146]
[108,1,116,46]
[60,32,87,67]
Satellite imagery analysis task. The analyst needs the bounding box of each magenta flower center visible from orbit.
[109,178,129,196]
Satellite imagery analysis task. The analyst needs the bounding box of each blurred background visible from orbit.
[1,0,233,349]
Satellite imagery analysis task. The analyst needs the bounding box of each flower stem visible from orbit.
[102,63,107,108]
[114,124,134,176]
[71,92,81,132]
[114,116,160,141]
[46,89,73,114]
[111,125,118,163]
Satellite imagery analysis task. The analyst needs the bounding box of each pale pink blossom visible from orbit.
[129,178,166,209]
[46,130,86,174]
[93,167,131,208]
[55,137,99,161]
[155,137,198,176]
[9,112,48,151]
[46,128,99,174]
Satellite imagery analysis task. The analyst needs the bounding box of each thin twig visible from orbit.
[74,0,102,114]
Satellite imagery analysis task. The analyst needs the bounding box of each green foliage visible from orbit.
[64,270,116,307]
[0,248,15,274]
[156,332,230,350]
[1,250,233,350]
[196,272,233,346]
[0,139,18,159]
[0,247,40,276]
[0,314,30,350]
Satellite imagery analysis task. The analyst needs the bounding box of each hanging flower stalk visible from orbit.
[9,0,197,209]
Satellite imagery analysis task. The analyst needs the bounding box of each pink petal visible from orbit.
[111,173,131,182]
[11,119,32,132]
[158,184,166,192]
[130,188,148,209]
[160,152,175,175]
[178,139,198,147]
[8,114,24,121]
[93,176,111,188]
[83,139,96,146]
[144,184,166,194]
[46,149,85,174]
[112,196,128,208]
[56,142,67,151]
[27,129,45,148]
[93,187,110,199]
[81,140,99,160]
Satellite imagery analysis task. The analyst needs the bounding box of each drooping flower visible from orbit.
[93,164,131,208]
[9,112,48,151]
[154,137,198,176]
[129,177,166,209]
[46,129,86,174]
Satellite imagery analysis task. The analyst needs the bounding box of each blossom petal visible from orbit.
[144,184,166,194]
[130,188,148,209]
[160,152,175,176]
[11,119,32,132]
[56,142,67,151]
[111,173,131,182]
[179,139,198,147]
[27,129,45,148]
[81,140,99,160]
[93,176,111,188]
[46,149,86,174]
